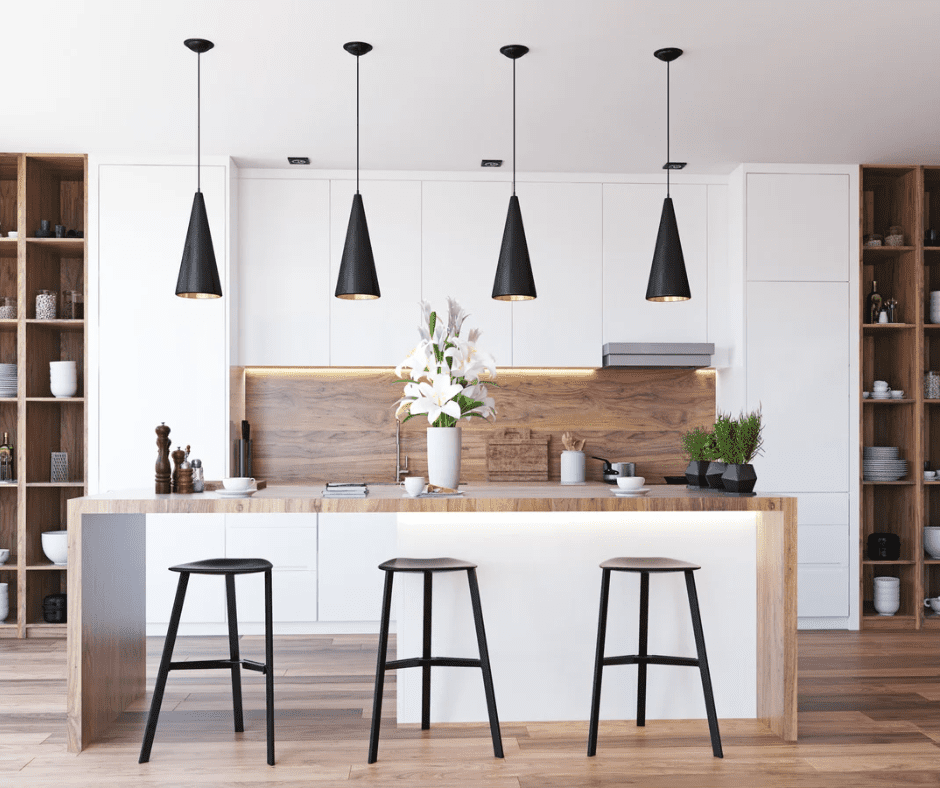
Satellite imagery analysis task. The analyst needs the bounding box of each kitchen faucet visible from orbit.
[395,418,409,482]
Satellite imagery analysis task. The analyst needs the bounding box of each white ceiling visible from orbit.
[6,0,940,174]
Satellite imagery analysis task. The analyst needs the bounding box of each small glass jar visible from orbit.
[61,290,83,320]
[925,371,940,400]
[0,297,16,320]
[35,290,56,320]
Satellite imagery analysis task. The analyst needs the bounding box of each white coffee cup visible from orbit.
[616,476,646,491]
[0,548,9,564]
[222,477,255,491]
[402,476,426,496]
[926,598,940,613]
[6,232,16,240]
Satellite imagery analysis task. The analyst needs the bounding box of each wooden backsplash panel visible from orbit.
[241,367,716,484]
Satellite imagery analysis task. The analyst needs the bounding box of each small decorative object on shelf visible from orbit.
[867,532,901,561]
[61,290,83,319]
[36,290,56,320]
[885,226,904,246]
[927,229,939,246]
[34,219,53,238]
[0,297,15,319]
[0,432,14,483]
[42,593,66,624]
[873,576,900,616]
[49,360,77,398]
[395,297,497,489]
[924,371,940,399]
[878,309,889,324]
[51,451,68,483]
[867,280,883,324]
[54,224,65,238]
[864,233,883,247]
[155,423,171,494]
[886,298,898,323]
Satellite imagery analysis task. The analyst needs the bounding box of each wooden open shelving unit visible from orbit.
[0,153,86,639]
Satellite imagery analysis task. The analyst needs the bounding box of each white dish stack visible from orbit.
[870,380,891,400]
[0,363,16,398]
[873,576,900,616]
[863,446,908,481]
[0,582,7,622]
[932,291,940,324]
[50,361,77,398]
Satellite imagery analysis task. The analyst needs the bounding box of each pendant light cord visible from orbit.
[356,53,360,195]
[512,56,516,196]
[666,59,670,198]
[197,51,202,193]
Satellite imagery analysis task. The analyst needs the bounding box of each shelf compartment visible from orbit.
[24,322,83,398]
[23,487,82,566]
[923,167,940,241]
[862,248,917,327]
[23,566,65,633]
[862,562,918,622]
[862,484,917,562]
[924,407,940,483]
[0,155,17,239]
[862,324,916,395]
[24,401,84,486]
[0,558,16,636]
[24,240,83,321]
[23,155,84,239]
[862,166,919,250]
[0,484,16,578]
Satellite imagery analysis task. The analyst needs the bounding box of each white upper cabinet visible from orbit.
[746,173,850,282]
[238,178,330,365]
[421,181,513,367]
[330,180,422,366]
[512,182,603,366]
[602,183,708,343]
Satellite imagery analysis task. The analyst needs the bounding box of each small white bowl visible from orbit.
[222,477,255,491]
[863,392,870,398]
[41,530,68,565]
[6,232,17,240]
[616,476,645,491]
[891,390,904,399]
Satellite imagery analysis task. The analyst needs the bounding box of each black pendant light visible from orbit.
[176,38,222,299]
[492,45,536,302]
[646,47,691,303]
[335,41,380,300]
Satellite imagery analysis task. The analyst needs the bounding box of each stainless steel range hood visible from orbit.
[602,342,715,368]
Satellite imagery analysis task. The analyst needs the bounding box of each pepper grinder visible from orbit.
[170,446,186,493]
[155,423,171,494]
[177,446,194,494]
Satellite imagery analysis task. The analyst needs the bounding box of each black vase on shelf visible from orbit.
[42,592,66,624]
[867,532,901,561]
[705,461,727,489]
[684,460,709,489]
[721,463,758,495]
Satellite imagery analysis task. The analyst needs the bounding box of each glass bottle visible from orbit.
[0,432,15,482]
[868,281,883,324]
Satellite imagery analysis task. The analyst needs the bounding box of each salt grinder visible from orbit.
[191,458,204,493]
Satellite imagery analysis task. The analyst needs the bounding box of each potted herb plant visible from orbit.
[708,412,734,489]
[681,426,714,489]
[720,407,763,494]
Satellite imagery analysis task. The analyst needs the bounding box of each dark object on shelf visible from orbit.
[64,229,84,238]
[171,445,186,493]
[684,460,710,489]
[235,419,252,478]
[867,532,901,561]
[867,280,883,324]
[721,463,757,494]
[54,225,65,238]
[42,593,66,624]
[705,461,727,489]
[35,219,53,238]
[664,475,687,485]
[592,456,635,484]
[155,424,171,494]
[926,229,939,246]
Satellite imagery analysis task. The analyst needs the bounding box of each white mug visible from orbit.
[222,477,255,491]
[926,597,940,613]
[402,476,426,497]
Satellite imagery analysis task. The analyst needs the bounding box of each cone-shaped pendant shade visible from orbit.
[646,196,690,302]
[335,193,380,300]
[492,195,536,301]
[176,191,222,298]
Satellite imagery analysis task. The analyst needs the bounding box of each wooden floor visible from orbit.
[2,631,940,786]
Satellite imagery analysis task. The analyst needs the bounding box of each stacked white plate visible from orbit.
[870,389,892,400]
[863,446,908,481]
[931,291,940,324]
[873,576,900,616]
[0,363,17,397]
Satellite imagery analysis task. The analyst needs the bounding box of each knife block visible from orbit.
[234,439,252,478]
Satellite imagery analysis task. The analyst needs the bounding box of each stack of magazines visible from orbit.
[322,483,369,498]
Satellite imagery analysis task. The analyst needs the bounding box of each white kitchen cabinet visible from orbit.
[746,173,850,282]
[238,177,330,365]
[97,163,229,491]
[330,180,422,365]
[318,513,397,621]
[146,514,226,627]
[746,281,849,493]
[602,183,709,344]
[792,493,849,618]
[226,514,317,623]
[421,181,513,366]
[511,182,602,366]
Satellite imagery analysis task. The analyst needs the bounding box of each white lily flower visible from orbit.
[395,340,433,380]
[408,374,463,424]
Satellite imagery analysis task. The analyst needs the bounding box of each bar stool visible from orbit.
[587,557,722,758]
[368,557,503,763]
[139,558,275,766]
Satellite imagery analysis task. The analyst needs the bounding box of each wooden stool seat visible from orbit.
[378,557,477,573]
[600,557,700,573]
[170,557,273,575]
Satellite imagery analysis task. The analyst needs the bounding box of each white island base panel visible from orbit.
[396,511,758,724]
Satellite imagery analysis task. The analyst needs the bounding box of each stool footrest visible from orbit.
[169,659,269,674]
[386,656,482,670]
[603,654,700,668]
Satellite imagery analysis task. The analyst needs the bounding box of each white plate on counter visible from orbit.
[612,488,650,496]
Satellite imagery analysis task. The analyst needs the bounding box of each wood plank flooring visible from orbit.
[2,631,940,786]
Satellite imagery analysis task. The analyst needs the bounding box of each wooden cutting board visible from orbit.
[486,428,550,481]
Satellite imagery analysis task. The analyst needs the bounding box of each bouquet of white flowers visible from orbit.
[395,297,497,427]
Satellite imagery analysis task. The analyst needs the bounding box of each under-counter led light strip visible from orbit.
[244,367,714,377]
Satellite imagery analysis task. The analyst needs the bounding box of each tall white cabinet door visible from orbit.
[512,182,602,366]
[746,281,849,492]
[330,181,422,366]
[238,178,330,365]
[98,164,228,490]
[422,181,513,367]
[318,513,397,621]
[602,184,708,344]
[746,173,850,282]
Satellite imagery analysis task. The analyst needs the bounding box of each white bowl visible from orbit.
[222,477,255,491]
[49,361,76,370]
[41,530,68,565]
[6,232,16,240]
[616,476,645,491]
[925,527,940,558]
[50,378,78,398]
[863,391,870,398]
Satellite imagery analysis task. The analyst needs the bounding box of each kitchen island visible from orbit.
[66,484,796,752]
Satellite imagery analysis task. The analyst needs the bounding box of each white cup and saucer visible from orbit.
[926,597,940,615]
[218,477,256,498]
[402,476,427,497]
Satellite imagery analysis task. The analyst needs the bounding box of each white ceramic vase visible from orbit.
[427,426,461,489]
[560,450,586,484]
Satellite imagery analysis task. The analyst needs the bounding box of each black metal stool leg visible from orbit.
[587,567,611,756]
[264,569,275,766]
[139,572,190,764]
[225,573,245,734]
[685,570,723,758]
[466,568,503,759]
[636,571,650,727]
[422,571,432,730]
[368,570,395,764]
